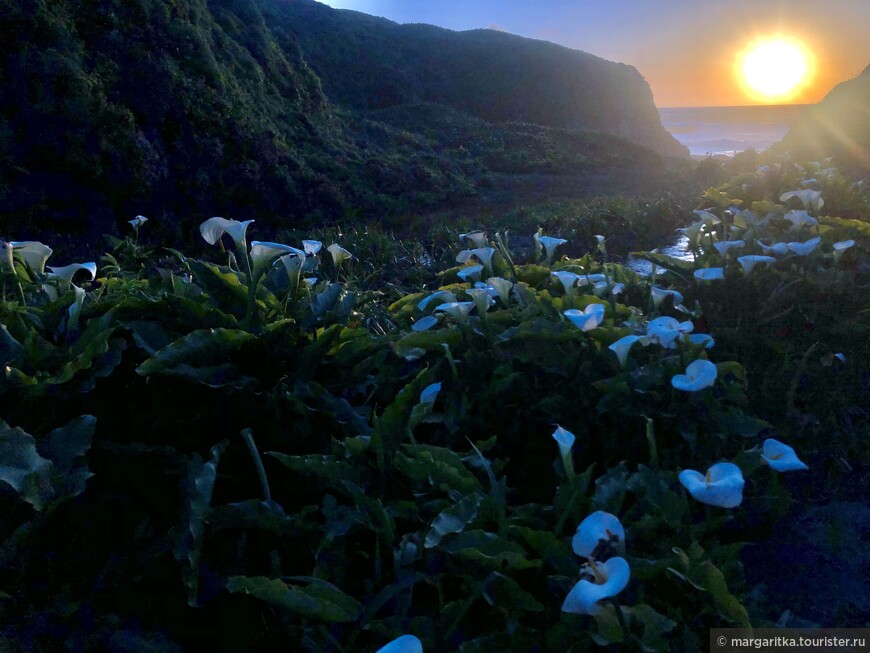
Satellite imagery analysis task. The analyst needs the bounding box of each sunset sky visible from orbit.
[317,0,870,108]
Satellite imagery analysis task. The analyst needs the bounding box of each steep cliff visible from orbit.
[263,0,689,159]
[775,65,870,175]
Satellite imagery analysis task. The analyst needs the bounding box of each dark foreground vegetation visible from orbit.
[0,154,868,651]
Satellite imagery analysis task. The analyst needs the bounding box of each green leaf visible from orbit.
[266,452,346,486]
[172,442,227,607]
[591,603,624,645]
[40,415,95,502]
[0,421,53,510]
[441,530,540,570]
[690,560,750,627]
[135,328,258,387]
[514,264,553,286]
[226,576,360,623]
[625,603,677,650]
[188,259,248,316]
[424,492,481,548]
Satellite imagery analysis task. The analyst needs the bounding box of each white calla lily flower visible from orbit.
[679,462,744,508]
[434,301,475,325]
[608,335,649,368]
[780,189,823,212]
[784,210,818,229]
[0,240,13,271]
[457,247,495,271]
[419,382,442,405]
[486,277,513,305]
[411,315,439,332]
[456,265,483,283]
[418,291,458,312]
[832,240,855,261]
[737,255,776,274]
[650,286,683,309]
[327,243,353,268]
[646,316,693,349]
[302,240,322,256]
[10,241,53,275]
[576,273,606,287]
[672,359,717,391]
[200,217,254,249]
[67,284,87,329]
[374,634,423,653]
[572,511,625,559]
[787,237,820,256]
[562,557,630,616]
[687,333,715,349]
[551,425,576,459]
[564,304,605,332]
[761,438,808,472]
[713,240,744,259]
[466,287,495,316]
[535,234,567,263]
[692,209,721,226]
[45,262,98,300]
[756,240,789,256]
[694,267,725,282]
[129,215,148,229]
[551,271,579,297]
[459,230,487,248]
[250,242,300,277]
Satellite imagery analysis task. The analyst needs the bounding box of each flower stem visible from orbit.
[240,429,272,502]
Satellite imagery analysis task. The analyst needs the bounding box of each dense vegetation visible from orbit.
[0,0,688,243]
[0,156,867,650]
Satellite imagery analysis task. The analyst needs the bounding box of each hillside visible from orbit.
[775,64,870,175]
[265,0,688,160]
[0,0,688,242]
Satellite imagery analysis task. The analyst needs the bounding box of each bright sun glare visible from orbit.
[737,37,813,103]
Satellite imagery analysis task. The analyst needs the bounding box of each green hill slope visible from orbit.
[265,0,688,160]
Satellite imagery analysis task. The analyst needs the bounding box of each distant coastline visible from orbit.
[658,104,810,157]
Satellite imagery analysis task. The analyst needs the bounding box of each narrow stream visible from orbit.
[626,234,694,276]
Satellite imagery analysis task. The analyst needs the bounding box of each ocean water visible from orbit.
[659,104,809,157]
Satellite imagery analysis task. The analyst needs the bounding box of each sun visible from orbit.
[737,37,814,103]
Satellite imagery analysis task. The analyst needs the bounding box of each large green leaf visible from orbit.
[441,530,540,570]
[424,492,481,548]
[0,420,53,510]
[226,576,360,623]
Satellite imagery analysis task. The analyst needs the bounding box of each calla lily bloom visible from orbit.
[784,210,818,229]
[327,243,353,268]
[651,286,683,309]
[737,255,776,274]
[562,557,630,616]
[692,209,721,226]
[250,242,300,277]
[787,237,820,256]
[535,234,567,263]
[551,425,576,459]
[780,189,824,212]
[302,240,322,256]
[67,284,87,328]
[418,291,458,312]
[278,250,306,285]
[419,382,442,405]
[832,240,855,261]
[564,304,605,332]
[0,240,13,271]
[672,359,717,391]
[761,438,808,472]
[608,334,649,368]
[200,217,254,250]
[465,287,495,316]
[646,316,693,349]
[687,333,715,349]
[576,273,606,287]
[756,240,790,256]
[459,230,487,248]
[485,277,513,305]
[128,215,148,229]
[456,247,495,271]
[713,240,744,259]
[45,262,98,300]
[434,301,474,325]
[572,511,625,559]
[551,271,579,297]
[456,265,483,283]
[412,315,439,332]
[10,241,53,275]
[374,634,423,653]
[694,267,725,282]
[679,462,744,508]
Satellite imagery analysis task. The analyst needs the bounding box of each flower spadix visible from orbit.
[672,359,717,391]
[374,634,423,653]
[679,462,744,508]
[572,511,625,559]
[761,438,808,472]
[200,217,254,250]
[564,303,605,332]
[561,557,630,616]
